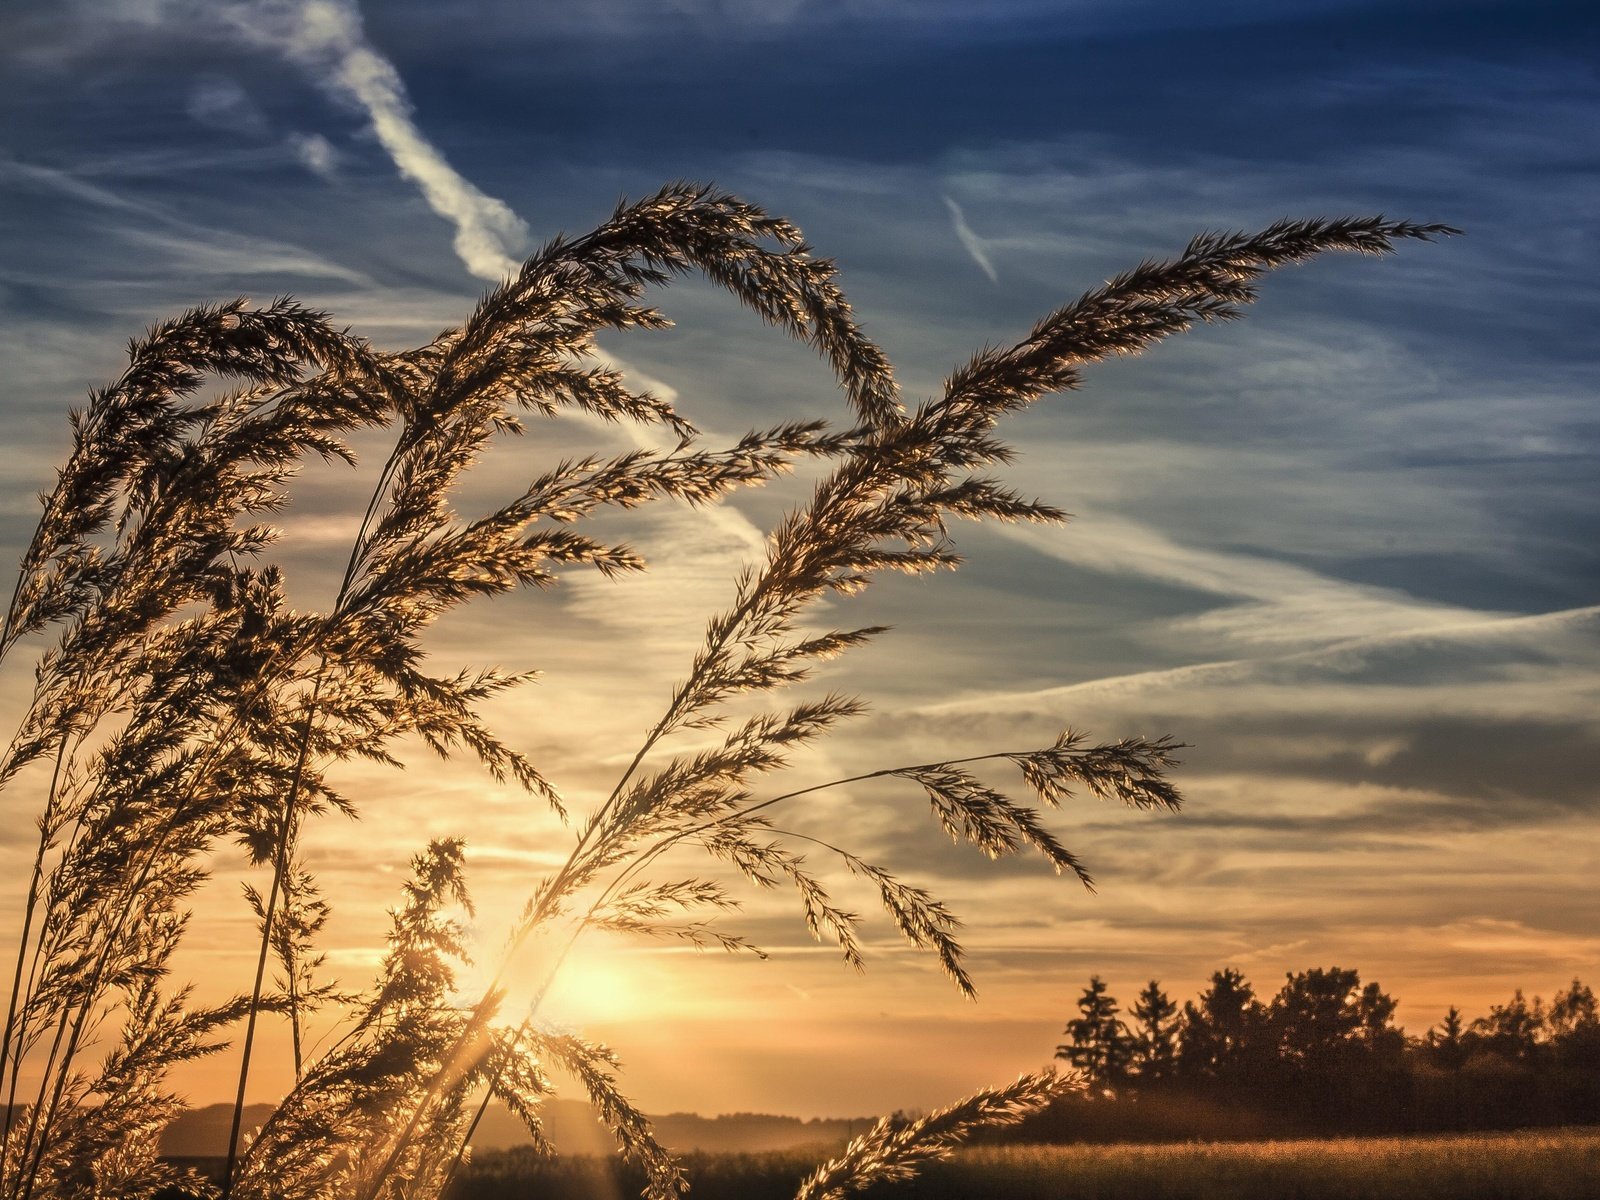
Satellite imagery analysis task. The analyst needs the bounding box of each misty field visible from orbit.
[452,1128,1600,1199]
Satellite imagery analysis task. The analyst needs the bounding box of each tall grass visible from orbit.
[0,183,1452,1199]
[891,1130,1600,1200]
[458,1129,1600,1200]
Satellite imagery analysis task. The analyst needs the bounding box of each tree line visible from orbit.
[1005,968,1599,1141]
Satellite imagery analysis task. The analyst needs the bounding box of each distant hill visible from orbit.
[158,1104,277,1158]
[156,1100,871,1157]
[650,1110,870,1154]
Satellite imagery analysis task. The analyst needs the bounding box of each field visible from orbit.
[452,1128,1600,1199]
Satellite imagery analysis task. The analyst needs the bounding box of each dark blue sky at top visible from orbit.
[377,2,1596,160]
[6,4,1585,177]
[9,2,1596,166]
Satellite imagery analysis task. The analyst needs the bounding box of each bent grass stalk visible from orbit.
[0,186,1453,1200]
[360,211,1452,1197]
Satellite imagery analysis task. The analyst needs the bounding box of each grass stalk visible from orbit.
[220,443,410,1194]
[0,193,1453,1200]
[0,737,70,1153]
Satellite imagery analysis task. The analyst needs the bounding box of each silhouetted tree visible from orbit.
[1269,967,1365,1074]
[1357,982,1401,1048]
[1473,989,1545,1062]
[1057,977,1133,1097]
[1548,978,1600,1120]
[1130,980,1179,1086]
[1549,978,1597,1040]
[1418,1005,1471,1129]
[1425,1006,1469,1072]
[1038,966,1599,1143]
[1177,968,1266,1089]
[1266,968,1405,1123]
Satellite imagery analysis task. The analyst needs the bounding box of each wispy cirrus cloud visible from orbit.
[185,75,270,136]
[906,602,1600,726]
[943,195,999,283]
[0,156,376,292]
[220,0,529,281]
[288,130,339,178]
[996,513,1495,651]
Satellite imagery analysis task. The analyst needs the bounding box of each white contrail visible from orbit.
[225,0,529,280]
[943,195,998,284]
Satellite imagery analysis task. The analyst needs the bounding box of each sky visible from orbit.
[1,0,1598,1120]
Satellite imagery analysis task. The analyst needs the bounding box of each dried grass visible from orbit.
[0,183,1453,1199]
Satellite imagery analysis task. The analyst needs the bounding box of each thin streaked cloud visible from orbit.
[943,195,1000,283]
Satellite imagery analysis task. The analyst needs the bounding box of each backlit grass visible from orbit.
[455,1128,1600,1199]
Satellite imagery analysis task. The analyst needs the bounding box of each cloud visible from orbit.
[224,0,529,280]
[997,513,1492,651]
[20,1,529,281]
[185,76,270,137]
[288,130,339,177]
[942,195,998,284]
[558,497,759,646]
[0,156,376,291]
[901,602,1600,727]
[119,225,373,287]
[231,1,784,605]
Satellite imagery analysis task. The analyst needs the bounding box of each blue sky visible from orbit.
[2,0,1598,1116]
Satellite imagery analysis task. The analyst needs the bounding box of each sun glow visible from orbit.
[482,936,718,1030]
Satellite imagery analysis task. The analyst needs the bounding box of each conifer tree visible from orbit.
[1130,980,1178,1085]
[1427,1006,1468,1072]
[1057,977,1134,1097]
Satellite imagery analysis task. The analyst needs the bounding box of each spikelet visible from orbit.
[795,1070,1076,1200]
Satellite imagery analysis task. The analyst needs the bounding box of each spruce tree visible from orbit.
[1130,980,1179,1086]
[1057,977,1134,1097]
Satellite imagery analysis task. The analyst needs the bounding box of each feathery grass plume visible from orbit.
[795,1070,1076,1200]
[371,211,1450,1192]
[1,304,397,1198]
[228,840,483,1199]
[222,182,903,1189]
[0,184,1454,1200]
[0,299,379,661]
